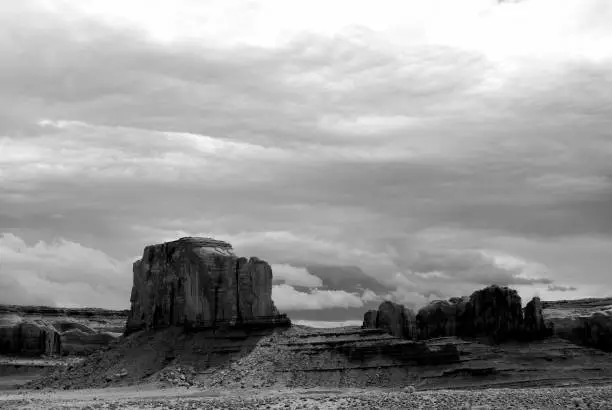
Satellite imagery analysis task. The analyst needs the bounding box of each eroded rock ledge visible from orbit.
[126,237,289,333]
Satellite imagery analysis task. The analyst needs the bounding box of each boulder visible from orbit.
[462,285,524,342]
[363,301,417,340]
[126,237,289,333]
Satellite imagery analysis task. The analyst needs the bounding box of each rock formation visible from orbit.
[416,297,469,340]
[522,296,551,340]
[462,285,525,342]
[362,301,417,340]
[0,306,125,357]
[0,313,122,357]
[364,285,552,343]
[126,237,289,333]
[0,314,61,356]
[362,310,377,329]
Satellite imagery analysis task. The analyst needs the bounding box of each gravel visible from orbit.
[3,385,612,409]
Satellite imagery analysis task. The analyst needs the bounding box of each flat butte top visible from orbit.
[135,237,239,265]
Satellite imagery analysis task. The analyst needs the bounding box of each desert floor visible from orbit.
[1,384,612,409]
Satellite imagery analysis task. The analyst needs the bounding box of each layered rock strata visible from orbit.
[126,237,288,333]
[0,314,121,357]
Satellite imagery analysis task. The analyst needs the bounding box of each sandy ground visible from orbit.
[1,384,612,409]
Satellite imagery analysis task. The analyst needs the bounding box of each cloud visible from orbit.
[0,0,611,317]
[0,233,132,309]
[271,264,323,288]
[395,248,553,287]
[0,275,56,307]
[304,265,390,293]
[272,284,365,311]
[548,285,578,292]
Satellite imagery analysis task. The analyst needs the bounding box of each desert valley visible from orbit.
[1,237,612,409]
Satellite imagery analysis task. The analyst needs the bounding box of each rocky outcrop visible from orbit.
[416,297,469,340]
[0,314,122,357]
[364,285,552,344]
[462,285,524,342]
[362,301,417,340]
[362,310,378,329]
[126,237,289,333]
[522,296,552,340]
[0,315,61,356]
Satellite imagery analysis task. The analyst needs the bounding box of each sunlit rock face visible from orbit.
[126,237,287,333]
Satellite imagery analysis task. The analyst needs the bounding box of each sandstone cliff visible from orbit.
[126,237,288,333]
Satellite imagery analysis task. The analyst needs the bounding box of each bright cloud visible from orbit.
[271,264,323,288]
[272,284,365,310]
[0,233,132,309]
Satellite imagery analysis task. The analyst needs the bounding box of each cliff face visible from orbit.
[523,296,551,340]
[126,237,288,332]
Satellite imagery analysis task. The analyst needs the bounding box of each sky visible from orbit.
[1,0,611,326]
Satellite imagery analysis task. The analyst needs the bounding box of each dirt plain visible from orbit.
[1,325,612,409]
